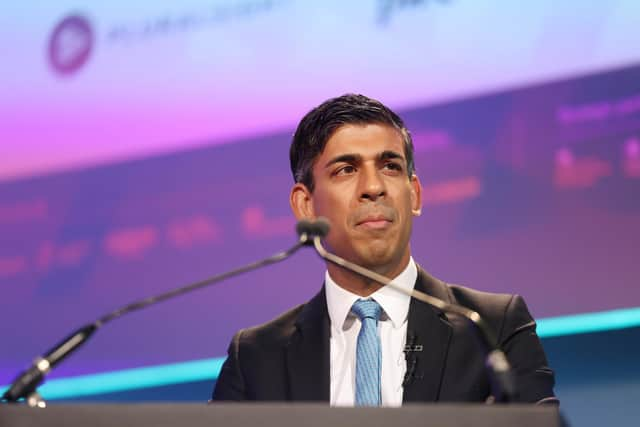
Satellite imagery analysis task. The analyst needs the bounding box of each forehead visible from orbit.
[320,123,406,159]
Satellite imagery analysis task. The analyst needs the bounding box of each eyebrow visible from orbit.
[324,154,360,169]
[380,150,405,162]
[324,150,406,169]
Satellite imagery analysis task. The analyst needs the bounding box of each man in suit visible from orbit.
[212,94,557,405]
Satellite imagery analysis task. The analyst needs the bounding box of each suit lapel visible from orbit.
[285,287,330,401]
[402,267,453,403]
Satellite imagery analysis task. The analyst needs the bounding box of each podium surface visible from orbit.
[0,403,561,427]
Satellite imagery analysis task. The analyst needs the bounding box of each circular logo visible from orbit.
[48,15,94,76]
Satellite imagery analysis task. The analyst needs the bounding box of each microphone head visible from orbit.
[296,218,330,243]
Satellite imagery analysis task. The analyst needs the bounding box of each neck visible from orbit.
[327,255,411,297]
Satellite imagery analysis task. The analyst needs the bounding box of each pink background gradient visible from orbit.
[2,1,639,181]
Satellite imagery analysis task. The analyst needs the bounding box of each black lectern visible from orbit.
[0,403,561,427]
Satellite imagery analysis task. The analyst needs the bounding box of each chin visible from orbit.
[358,249,396,271]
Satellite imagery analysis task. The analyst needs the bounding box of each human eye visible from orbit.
[383,161,403,173]
[334,164,356,176]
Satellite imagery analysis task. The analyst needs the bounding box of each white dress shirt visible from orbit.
[325,257,417,407]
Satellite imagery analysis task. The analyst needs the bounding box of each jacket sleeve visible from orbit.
[211,330,248,401]
[499,295,559,404]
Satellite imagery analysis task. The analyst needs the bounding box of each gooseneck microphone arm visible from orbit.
[2,237,309,404]
[297,218,517,403]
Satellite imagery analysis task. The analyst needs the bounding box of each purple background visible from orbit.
[1,64,639,384]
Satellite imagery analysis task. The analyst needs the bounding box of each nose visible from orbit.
[359,165,386,202]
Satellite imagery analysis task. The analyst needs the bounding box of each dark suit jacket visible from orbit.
[212,267,557,403]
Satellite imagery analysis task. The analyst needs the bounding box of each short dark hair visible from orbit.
[289,94,415,191]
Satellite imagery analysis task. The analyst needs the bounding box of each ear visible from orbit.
[410,174,422,216]
[290,183,315,220]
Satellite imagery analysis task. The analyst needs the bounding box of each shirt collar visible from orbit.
[325,257,417,330]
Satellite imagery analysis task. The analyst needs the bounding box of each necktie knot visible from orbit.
[352,299,382,322]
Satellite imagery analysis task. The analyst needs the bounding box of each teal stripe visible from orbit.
[1,357,225,400]
[2,307,640,400]
[537,306,640,338]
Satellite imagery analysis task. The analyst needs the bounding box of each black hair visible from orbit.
[289,93,415,191]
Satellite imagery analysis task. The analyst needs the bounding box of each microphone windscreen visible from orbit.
[296,217,330,238]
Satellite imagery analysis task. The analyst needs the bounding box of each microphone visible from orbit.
[2,235,310,405]
[297,217,517,403]
[296,218,330,244]
[402,331,422,387]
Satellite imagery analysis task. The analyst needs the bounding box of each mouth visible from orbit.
[356,216,393,230]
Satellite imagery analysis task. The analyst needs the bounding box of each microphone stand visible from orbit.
[2,237,309,406]
[307,235,517,403]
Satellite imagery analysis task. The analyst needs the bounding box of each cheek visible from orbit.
[313,189,350,218]
[311,192,329,217]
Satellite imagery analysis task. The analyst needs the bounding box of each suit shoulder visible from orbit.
[417,266,515,316]
[238,303,304,346]
[446,283,514,314]
[444,282,535,341]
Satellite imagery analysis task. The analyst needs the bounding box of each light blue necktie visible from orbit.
[351,298,382,406]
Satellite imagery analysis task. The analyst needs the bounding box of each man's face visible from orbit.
[291,123,422,276]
